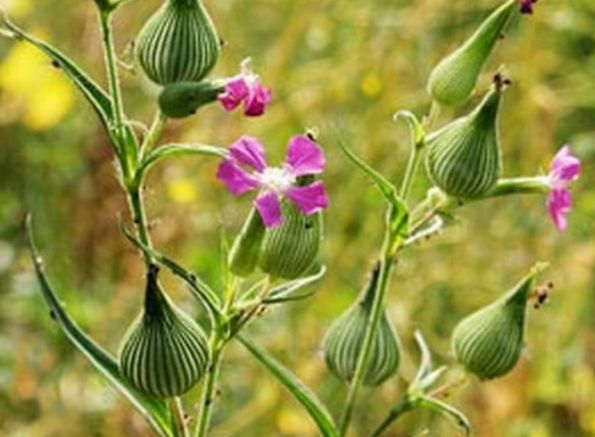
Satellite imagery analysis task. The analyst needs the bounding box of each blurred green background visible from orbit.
[0,0,593,436]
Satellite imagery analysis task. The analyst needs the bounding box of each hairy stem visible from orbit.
[194,335,224,437]
[98,11,129,163]
[140,110,168,160]
[339,207,398,436]
[169,397,190,437]
[370,397,413,437]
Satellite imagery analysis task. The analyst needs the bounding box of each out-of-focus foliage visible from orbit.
[0,0,593,436]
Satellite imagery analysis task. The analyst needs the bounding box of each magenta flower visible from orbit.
[219,59,272,117]
[520,0,538,14]
[546,145,581,231]
[217,135,329,227]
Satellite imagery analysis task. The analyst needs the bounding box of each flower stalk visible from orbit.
[338,205,399,436]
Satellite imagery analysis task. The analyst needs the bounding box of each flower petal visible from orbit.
[219,76,250,112]
[244,83,272,117]
[520,0,538,14]
[216,160,260,195]
[285,181,329,215]
[254,191,282,227]
[229,136,268,172]
[285,135,326,177]
[550,145,581,184]
[547,188,572,232]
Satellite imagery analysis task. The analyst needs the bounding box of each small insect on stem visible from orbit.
[530,282,553,309]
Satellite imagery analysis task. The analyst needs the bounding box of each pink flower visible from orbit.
[520,0,538,14]
[546,145,581,231]
[218,59,271,117]
[217,135,329,227]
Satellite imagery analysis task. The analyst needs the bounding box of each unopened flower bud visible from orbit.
[228,208,266,277]
[136,0,221,85]
[119,265,209,398]
[426,79,505,199]
[452,262,548,380]
[258,198,323,279]
[158,81,223,118]
[427,0,516,106]
[322,263,400,386]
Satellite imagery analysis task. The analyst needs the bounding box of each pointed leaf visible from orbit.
[264,265,326,304]
[120,225,222,318]
[138,143,228,181]
[335,134,398,204]
[238,335,338,437]
[25,218,172,437]
[417,396,471,436]
[411,330,433,390]
[394,110,425,150]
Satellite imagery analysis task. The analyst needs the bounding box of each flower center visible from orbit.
[256,166,295,194]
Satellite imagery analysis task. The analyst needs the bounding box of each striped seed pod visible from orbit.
[452,263,548,380]
[258,200,323,280]
[427,0,516,106]
[158,80,223,119]
[322,263,400,386]
[228,208,266,277]
[119,265,209,398]
[425,79,504,199]
[136,0,221,85]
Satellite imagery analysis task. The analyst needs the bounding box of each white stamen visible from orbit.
[256,167,295,195]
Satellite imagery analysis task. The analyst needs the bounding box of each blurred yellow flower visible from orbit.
[2,0,33,17]
[276,406,316,435]
[0,33,75,130]
[166,178,198,204]
[361,72,382,97]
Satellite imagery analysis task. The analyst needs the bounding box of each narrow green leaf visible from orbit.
[411,330,433,389]
[410,331,447,393]
[335,134,397,204]
[238,335,339,437]
[138,143,228,180]
[120,225,222,318]
[394,110,425,150]
[264,265,327,304]
[25,217,173,437]
[417,396,471,436]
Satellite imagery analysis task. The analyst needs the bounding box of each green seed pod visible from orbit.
[452,263,548,380]
[322,263,400,386]
[427,0,516,106]
[158,81,223,119]
[258,200,323,280]
[119,265,209,398]
[425,80,504,199]
[228,208,266,277]
[136,0,221,85]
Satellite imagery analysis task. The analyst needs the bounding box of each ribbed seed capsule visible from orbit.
[425,80,504,199]
[258,200,322,280]
[119,265,209,398]
[228,208,266,277]
[427,0,516,106]
[322,264,400,386]
[452,263,548,380]
[136,0,220,85]
[158,81,223,119]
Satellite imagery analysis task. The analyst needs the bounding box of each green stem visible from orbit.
[399,146,420,201]
[169,397,190,437]
[140,110,168,161]
[194,335,224,437]
[127,188,153,266]
[98,11,129,163]
[370,397,413,437]
[338,207,397,436]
